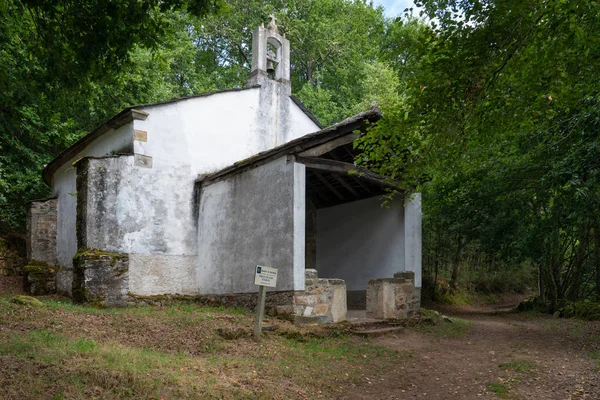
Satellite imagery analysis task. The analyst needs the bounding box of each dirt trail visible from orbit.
[339,300,600,400]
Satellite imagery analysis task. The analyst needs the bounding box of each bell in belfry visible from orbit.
[266,48,277,75]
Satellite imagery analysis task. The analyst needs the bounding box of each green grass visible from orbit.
[0,328,205,398]
[487,381,510,398]
[587,349,600,372]
[509,342,528,351]
[412,316,474,338]
[282,337,404,365]
[0,297,407,399]
[499,359,536,373]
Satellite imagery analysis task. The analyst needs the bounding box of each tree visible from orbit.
[0,0,219,232]
[359,0,600,306]
[1,0,390,232]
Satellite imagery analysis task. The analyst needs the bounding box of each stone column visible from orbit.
[404,193,422,288]
[26,198,57,264]
[25,198,59,294]
[73,157,129,306]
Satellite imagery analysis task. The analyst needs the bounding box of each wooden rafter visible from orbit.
[296,156,400,191]
[330,173,359,196]
[313,171,345,200]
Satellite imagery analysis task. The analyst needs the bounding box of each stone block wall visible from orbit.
[366,271,420,320]
[293,269,347,323]
[0,234,27,276]
[26,198,57,265]
[73,249,129,307]
[24,263,60,295]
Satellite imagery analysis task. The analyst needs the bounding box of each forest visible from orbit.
[1,0,599,314]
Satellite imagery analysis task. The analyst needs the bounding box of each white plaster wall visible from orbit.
[404,193,422,287]
[316,196,406,291]
[51,85,320,296]
[53,123,134,270]
[134,88,320,175]
[287,97,321,139]
[125,87,319,259]
[81,156,198,295]
[196,157,305,294]
[129,254,197,295]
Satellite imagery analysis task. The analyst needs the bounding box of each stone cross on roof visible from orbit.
[267,14,278,31]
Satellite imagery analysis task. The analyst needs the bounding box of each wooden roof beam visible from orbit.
[313,171,345,200]
[331,173,359,196]
[296,156,401,191]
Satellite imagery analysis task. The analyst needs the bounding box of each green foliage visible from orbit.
[0,0,218,232]
[0,0,388,231]
[560,301,600,321]
[359,0,600,307]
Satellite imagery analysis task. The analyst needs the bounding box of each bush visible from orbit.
[560,301,600,321]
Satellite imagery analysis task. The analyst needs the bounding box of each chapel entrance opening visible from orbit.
[302,141,405,313]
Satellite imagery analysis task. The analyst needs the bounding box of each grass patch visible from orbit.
[0,296,406,399]
[0,329,207,398]
[487,381,510,398]
[499,359,536,373]
[587,350,600,372]
[509,342,528,351]
[412,316,473,338]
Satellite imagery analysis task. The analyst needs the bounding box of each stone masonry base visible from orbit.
[366,271,420,320]
[73,249,129,307]
[293,269,347,323]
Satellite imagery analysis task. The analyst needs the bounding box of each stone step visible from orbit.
[350,326,404,337]
[349,319,403,329]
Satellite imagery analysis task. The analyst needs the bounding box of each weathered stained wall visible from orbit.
[48,81,320,298]
[75,155,197,295]
[26,198,57,265]
[315,196,406,291]
[197,157,306,294]
[52,123,133,295]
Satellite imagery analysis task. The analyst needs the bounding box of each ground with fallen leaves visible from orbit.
[1,276,599,399]
[339,300,600,400]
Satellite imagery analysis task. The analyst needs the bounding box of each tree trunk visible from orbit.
[538,261,545,303]
[594,219,600,302]
[450,236,463,293]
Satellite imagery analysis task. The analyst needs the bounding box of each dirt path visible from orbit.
[340,301,600,399]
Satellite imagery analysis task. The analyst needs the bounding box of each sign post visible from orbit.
[253,265,278,338]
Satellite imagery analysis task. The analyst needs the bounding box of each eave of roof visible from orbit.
[41,108,149,185]
[196,107,382,186]
[42,86,261,186]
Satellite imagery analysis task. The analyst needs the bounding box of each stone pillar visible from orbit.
[293,269,347,324]
[305,200,317,271]
[366,271,420,320]
[72,249,129,307]
[26,198,57,265]
[74,158,130,306]
[24,199,59,295]
[404,193,422,288]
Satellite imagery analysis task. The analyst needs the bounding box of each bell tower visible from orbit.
[247,16,291,94]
